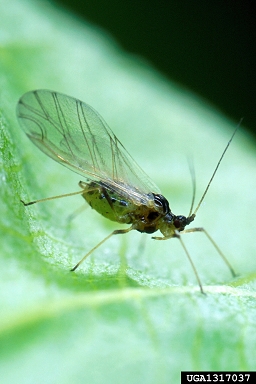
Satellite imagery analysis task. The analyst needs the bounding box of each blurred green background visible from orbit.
[1,1,256,383]
[53,0,256,138]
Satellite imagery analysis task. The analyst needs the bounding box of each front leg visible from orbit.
[152,230,204,294]
[152,230,179,240]
[180,227,236,277]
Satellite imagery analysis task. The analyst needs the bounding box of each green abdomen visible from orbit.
[81,182,137,224]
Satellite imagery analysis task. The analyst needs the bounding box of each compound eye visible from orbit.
[174,219,180,228]
[174,215,187,229]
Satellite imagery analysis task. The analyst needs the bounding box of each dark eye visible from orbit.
[174,215,187,229]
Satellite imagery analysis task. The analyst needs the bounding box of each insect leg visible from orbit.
[154,231,205,293]
[70,226,133,271]
[181,227,236,277]
[21,189,85,206]
[21,181,98,206]
[175,231,204,294]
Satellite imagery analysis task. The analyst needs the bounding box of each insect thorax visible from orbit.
[80,181,191,236]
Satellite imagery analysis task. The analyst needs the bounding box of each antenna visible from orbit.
[187,158,196,217]
[192,119,242,217]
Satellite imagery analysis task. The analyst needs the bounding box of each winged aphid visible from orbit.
[17,90,238,293]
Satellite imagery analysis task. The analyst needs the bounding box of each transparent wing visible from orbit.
[16,90,161,204]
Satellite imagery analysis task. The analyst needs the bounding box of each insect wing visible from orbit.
[16,90,161,203]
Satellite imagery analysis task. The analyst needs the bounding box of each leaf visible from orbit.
[1,0,256,383]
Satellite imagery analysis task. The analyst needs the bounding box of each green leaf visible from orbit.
[1,0,256,383]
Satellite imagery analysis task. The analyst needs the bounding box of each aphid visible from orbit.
[17,90,238,293]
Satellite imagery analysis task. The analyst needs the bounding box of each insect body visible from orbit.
[17,90,237,293]
[80,180,191,235]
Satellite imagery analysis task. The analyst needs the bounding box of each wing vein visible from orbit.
[17,90,161,206]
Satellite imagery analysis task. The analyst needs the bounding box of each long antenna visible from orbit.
[192,119,242,217]
[187,158,196,217]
